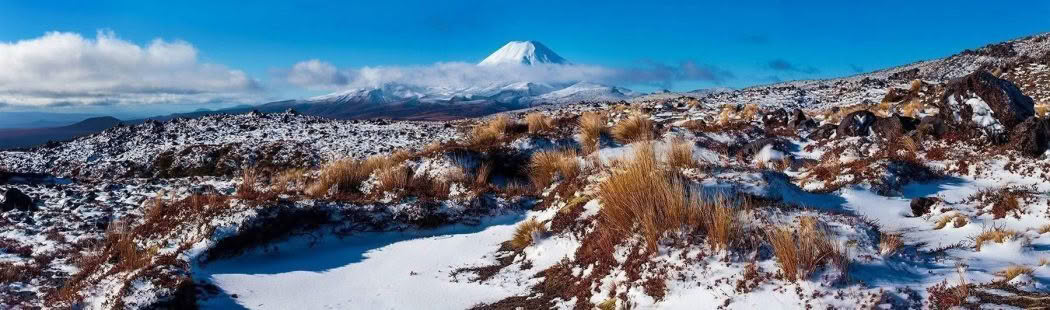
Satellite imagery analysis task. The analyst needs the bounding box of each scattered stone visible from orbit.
[807,124,838,140]
[1009,117,1050,157]
[761,108,790,128]
[938,71,1035,140]
[872,115,919,139]
[910,197,940,216]
[2,188,35,212]
[837,110,877,137]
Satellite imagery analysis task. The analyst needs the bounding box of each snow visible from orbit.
[478,41,568,66]
[197,214,529,310]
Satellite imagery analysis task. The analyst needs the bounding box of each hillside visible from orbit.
[1,33,1050,309]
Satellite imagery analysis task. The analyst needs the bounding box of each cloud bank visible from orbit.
[0,31,260,106]
[282,59,733,91]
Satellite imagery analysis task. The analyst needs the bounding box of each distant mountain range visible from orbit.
[252,41,636,120]
[0,116,122,149]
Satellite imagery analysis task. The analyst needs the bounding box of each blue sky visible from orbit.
[0,0,1048,116]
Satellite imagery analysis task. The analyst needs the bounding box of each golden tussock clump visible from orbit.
[611,116,654,144]
[470,115,516,148]
[765,216,847,282]
[271,168,310,194]
[1036,102,1049,118]
[666,138,698,169]
[998,265,1033,281]
[578,112,606,154]
[306,156,393,197]
[528,149,581,190]
[879,232,903,256]
[510,218,547,250]
[525,112,555,134]
[974,227,1020,251]
[933,214,968,230]
[597,143,703,249]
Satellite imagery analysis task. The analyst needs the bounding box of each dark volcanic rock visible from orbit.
[807,124,838,140]
[917,116,948,139]
[735,138,788,161]
[837,111,877,137]
[872,115,919,139]
[1,188,34,212]
[1009,117,1050,157]
[938,71,1035,139]
[910,197,940,217]
[762,108,790,128]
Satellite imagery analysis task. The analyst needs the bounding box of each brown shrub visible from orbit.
[510,218,547,250]
[525,112,555,134]
[611,116,654,144]
[579,112,607,154]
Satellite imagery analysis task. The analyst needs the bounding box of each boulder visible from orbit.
[1009,117,1050,157]
[761,108,790,128]
[872,115,919,139]
[938,71,1035,140]
[837,110,877,137]
[1,188,34,212]
[807,124,838,140]
[735,138,788,161]
[910,197,940,217]
[917,115,948,138]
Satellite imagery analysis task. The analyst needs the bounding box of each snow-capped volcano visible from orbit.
[478,41,569,66]
[260,41,632,120]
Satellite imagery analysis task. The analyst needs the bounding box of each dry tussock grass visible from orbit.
[271,168,309,194]
[667,138,698,169]
[510,218,547,250]
[611,116,654,144]
[879,232,903,256]
[824,104,868,124]
[597,143,703,249]
[898,98,923,118]
[933,214,968,230]
[706,197,737,252]
[469,115,516,149]
[998,265,1033,281]
[306,156,393,197]
[1035,102,1049,118]
[525,112,555,134]
[579,112,607,154]
[974,226,1020,251]
[765,216,846,282]
[1038,224,1050,234]
[528,149,581,190]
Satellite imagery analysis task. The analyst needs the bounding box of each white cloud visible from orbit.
[0,30,260,106]
[283,59,732,91]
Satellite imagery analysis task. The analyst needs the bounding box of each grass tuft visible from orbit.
[525,112,555,134]
[610,116,654,144]
[998,265,1033,281]
[579,112,607,154]
[666,138,698,169]
[510,218,547,250]
[974,227,1019,251]
[528,149,581,190]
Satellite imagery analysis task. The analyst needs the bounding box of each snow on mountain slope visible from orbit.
[478,40,568,66]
